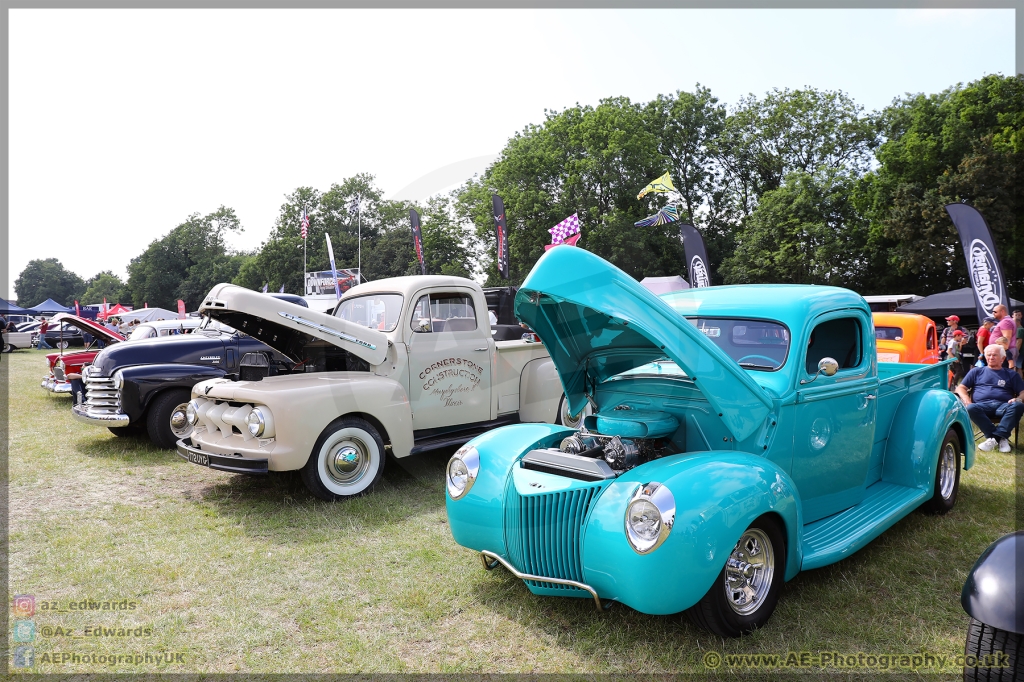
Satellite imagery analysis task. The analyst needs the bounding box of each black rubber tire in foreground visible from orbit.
[146,389,193,449]
[301,417,386,501]
[964,618,1021,681]
[923,428,961,515]
[687,515,786,638]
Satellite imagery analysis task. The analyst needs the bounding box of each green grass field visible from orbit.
[5,349,1021,674]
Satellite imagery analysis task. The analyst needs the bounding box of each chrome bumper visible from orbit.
[479,550,609,612]
[72,403,130,427]
[41,377,72,394]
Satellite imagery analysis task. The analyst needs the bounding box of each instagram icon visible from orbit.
[12,595,36,618]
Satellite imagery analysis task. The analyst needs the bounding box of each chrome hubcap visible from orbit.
[939,443,957,499]
[724,528,775,615]
[327,440,369,485]
[170,404,192,437]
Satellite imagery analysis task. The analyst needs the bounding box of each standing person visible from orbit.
[1014,310,1023,378]
[946,330,966,389]
[975,317,995,367]
[992,304,1017,371]
[36,317,52,349]
[955,344,1024,453]
[939,315,961,359]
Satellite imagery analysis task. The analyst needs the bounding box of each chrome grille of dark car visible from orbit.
[502,476,600,590]
[83,369,120,414]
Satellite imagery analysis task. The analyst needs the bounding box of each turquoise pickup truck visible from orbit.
[444,247,974,637]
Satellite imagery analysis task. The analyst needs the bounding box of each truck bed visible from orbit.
[877,360,949,386]
[868,360,951,486]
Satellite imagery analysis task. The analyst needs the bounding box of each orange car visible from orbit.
[872,312,940,364]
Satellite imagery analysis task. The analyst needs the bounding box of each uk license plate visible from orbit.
[186,450,209,467]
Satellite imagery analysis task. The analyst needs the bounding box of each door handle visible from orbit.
[864,394,876,400]
[473,347,488,352]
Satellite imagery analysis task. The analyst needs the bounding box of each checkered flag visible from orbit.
[548,213,580,245]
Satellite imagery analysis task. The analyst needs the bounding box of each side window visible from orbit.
[409,293,477,333]
[806,317,863,374]
[410,295,432,333]
[926,325,936,350]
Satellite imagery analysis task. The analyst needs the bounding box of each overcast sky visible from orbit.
[7,8,1016,299]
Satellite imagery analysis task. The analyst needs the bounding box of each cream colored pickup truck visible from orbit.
[176,276,570,500]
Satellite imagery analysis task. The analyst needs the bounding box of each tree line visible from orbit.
[15,74,1022,311]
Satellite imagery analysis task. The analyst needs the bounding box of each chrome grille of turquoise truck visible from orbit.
[503,478,600,591]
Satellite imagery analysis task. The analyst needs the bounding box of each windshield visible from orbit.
[335,294,403,332]
[875,326,904,341]
[685,317,790,371]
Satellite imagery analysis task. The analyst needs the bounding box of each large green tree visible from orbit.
[721,170,868,287]
[235,176,477,293]
[14,258,85,307]
[457,96,685,285]
[125,206,246,310]
[81,271,128,305]
[857,74,1024,297]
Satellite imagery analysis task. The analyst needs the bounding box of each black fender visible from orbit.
[118,364,228,422]
[961,531,1023,634]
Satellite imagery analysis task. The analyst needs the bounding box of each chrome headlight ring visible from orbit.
[112,370,124,390]
[624,482,676,555]
[446,445,480,500]
[185,400,200,426]
[246,408,267,437]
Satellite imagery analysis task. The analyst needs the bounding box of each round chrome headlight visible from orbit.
[624,482,676,554]
[112,370,124,390]
[446,445,480,500]
[185,400,200,426]
[246,408,266,437]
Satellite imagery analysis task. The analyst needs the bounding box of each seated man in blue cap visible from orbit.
[955,344,1024,453]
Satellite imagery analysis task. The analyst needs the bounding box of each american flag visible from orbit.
[300,209,309,239]
[548,213,580,245]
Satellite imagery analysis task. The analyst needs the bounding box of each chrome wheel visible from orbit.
[938,442,957,500]
[169,403,192,438]
[328,442,370,485]
[57,340,69,349]
[724,527,775,615]
[316,426,381,496]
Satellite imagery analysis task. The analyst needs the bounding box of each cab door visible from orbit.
[790,312,878,523]
[406,290,492,429]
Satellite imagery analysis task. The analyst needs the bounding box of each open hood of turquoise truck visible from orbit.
[515,247,773,442]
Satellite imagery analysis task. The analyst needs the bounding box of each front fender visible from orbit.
[882,389,974,491]
[961,532,1023,634]
[582,452,802,615]
[445,423,574,557]
[119,364,227,422]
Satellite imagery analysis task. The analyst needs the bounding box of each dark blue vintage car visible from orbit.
[71,316,293,449]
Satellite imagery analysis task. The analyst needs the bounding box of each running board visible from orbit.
[801,481,928,570]
[410,417,519,455]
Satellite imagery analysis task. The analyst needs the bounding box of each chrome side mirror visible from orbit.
[818,357,839,376]
[800,356,839,384]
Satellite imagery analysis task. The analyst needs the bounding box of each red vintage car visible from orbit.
[40,314,125,397]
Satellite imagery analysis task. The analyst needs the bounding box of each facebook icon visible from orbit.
[13,645,34,668]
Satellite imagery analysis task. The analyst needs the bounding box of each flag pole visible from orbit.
[357,193,362,283]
